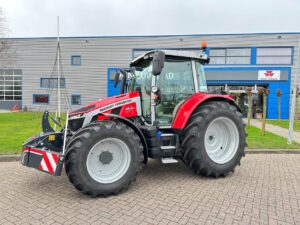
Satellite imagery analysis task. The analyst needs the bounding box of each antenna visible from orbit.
[57,16,61,121]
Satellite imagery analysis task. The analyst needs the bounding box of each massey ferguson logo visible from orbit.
[264,71,274,77]
[258,70,280,80]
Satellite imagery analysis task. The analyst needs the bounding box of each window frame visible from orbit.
[71,55,81,66]
[256,47,293,65]
[33,94,49,104]
[0,69,22,101]
[209,48,252,65]
[40,77,66,88]
[71,94,81,105]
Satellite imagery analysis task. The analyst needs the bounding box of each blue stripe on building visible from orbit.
[205,67,291,119]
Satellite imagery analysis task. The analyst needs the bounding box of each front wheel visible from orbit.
[65,120,144,197]
[181,101,246,177]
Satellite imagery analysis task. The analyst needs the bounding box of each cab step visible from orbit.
[160,146,176,150]
[161,133,175,137]
[161,157,178,164]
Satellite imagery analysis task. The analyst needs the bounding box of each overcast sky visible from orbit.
[0,0,299,38]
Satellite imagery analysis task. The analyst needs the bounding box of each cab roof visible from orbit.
[130,49,208,66]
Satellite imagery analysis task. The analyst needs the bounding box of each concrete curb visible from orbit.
[246,149,300,154]
[1,149,300,162]
[0,155,21,162]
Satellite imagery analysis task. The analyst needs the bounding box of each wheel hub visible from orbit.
[86,138,131,184]
[204,117,239,164]
[99,151,113,164]
[208,134,216,144]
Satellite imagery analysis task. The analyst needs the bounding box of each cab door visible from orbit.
[155,58,195,125]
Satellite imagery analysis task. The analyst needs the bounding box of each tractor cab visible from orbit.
[116,49,209,126]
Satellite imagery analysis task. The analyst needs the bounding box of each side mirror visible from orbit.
[152,50,165,76]
[114,71,121,88]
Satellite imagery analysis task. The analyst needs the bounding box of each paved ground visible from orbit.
[1,155,300,225]
[248,119,300,144]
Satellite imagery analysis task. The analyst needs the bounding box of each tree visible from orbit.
[0,7,15,68]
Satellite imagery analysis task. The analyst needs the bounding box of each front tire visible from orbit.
[181,101,246,177]
[65,120,144,197]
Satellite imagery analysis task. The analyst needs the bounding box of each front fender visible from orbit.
[172,93,240,129]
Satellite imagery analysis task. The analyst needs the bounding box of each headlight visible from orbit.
[69,113,84,120]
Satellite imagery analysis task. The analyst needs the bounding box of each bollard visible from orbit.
[246,88,252,126]
[295,87,299,121]
[261,88,269,135]
[276,89,282,121]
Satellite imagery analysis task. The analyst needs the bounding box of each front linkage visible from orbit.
[21,111,69,176]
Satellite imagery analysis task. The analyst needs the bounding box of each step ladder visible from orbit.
[160,133,178,163]
[161,157,178,164]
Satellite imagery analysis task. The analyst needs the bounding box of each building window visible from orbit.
[256,47,293,64]
[71,94,81,105]
[0,69,22,101]
[33,94,49,104]
[209,48,251,65]
[71,55,81,66]
[40,78,66,88]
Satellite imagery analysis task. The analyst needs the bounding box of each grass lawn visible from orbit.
[246,125,300,149]
[266,120,300,132]
[0,112,65,154]
[0,112,300,154]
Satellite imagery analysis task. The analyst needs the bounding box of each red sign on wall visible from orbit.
[258,70,281,80]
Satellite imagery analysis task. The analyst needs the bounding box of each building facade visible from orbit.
[0,32,299,119]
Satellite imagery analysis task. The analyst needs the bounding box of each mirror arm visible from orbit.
[114,70,120,88]
[119,70,127,94]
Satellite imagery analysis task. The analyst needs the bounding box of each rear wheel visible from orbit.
[65,120,144,196]
[181,101,246,177]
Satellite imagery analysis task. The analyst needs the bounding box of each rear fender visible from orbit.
[172,93,241,129]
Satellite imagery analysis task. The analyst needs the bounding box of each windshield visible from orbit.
[195,61,208,92]
[128,60,152,93]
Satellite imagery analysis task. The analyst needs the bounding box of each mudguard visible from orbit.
[172,93,240,129]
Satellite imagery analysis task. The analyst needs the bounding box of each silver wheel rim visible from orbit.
[204,117,239,164]
[86,138,131,184]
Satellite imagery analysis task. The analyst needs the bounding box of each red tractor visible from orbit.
[21,46,246,197]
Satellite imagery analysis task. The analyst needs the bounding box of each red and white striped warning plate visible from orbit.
[22,147,59,175]
[38,151,59,174]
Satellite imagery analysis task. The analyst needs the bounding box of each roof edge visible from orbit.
[3,32,300,40]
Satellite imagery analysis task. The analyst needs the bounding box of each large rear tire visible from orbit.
[181,101,246,177]
[65,120,144,197]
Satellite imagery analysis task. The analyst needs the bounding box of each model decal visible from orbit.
[98,99,132,112]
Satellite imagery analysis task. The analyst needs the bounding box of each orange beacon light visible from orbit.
[201,41,208,49]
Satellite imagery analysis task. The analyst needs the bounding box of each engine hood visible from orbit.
[69,92,140,117]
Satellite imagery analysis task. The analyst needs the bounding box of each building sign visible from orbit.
[258,70,281,80]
